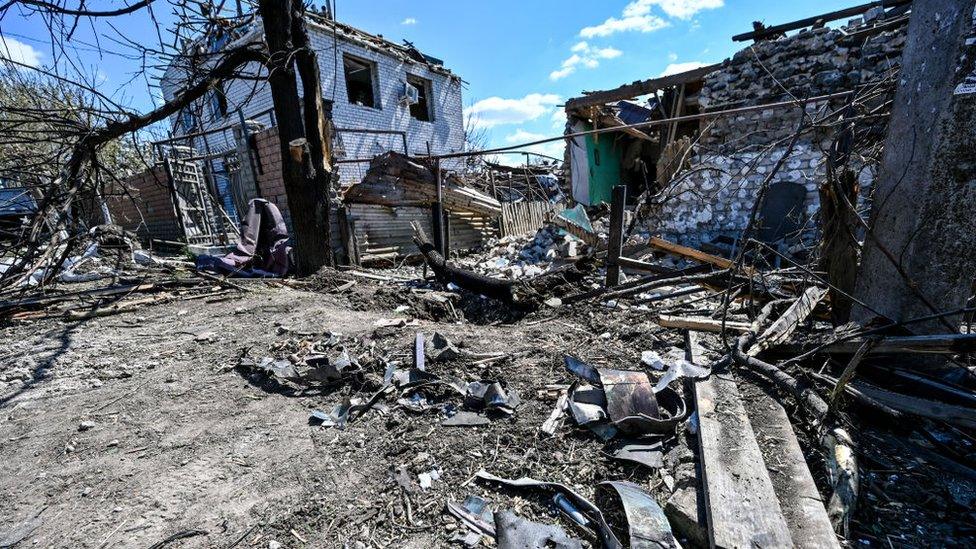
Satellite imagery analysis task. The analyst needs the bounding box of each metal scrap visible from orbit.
[598,481,677,549]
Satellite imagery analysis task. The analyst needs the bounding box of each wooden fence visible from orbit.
[499,200,565,237]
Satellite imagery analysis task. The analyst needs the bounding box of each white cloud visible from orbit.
[580,13,667,38]
[464,93,562,129]
[0,35,42,67]
[549,67,575,81]
[595,47,622,59]
[401,17,417,25]
[668,52,678,62]
[550,43,623,81]
[503,129,565,162]
[579,0,722,38]
[626,0,723,20]
[505,129,547,143]
[550,109,567,129]
[660,61,708,76]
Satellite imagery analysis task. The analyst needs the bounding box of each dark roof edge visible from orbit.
[565,63,721,111]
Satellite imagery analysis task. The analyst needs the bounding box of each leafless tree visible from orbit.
[0,0,340,293]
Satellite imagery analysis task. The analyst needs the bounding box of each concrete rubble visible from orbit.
[3,1,976,548]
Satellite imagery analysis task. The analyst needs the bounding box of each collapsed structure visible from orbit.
[566,4,907,248]
[6,1,976,547]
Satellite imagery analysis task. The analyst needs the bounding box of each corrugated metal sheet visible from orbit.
[349,203,496,259]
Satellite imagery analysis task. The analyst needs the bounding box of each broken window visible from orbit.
[178,106,198,134]
[208,83,228,121]
[343,54,378,108]
[406,74,433,122]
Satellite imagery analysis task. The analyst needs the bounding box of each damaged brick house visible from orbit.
[565,2,909,249]
[106,10,485,259]
[161,8,465,185]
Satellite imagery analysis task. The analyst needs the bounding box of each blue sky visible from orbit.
[0,0,857,156]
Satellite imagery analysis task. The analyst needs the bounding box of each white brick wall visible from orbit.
[161,21,466,185]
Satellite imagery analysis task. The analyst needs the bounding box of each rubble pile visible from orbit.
[463,226,589,280]
[5,2,976,548]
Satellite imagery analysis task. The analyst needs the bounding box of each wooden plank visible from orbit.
[656,315,751,333]
[540,390,569,436]
[617,256,666,274]
[778,333,976,356]
[748,287,828,356]
[649,236,754,275]
[739,380,841,549]
[565,63,720,110]
[606,186,626,287]
[696,372,794,549]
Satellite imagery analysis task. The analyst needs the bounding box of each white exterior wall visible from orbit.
[160,22,465,185]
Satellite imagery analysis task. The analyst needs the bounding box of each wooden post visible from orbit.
[606,185,627,287]
[337,204,359,267]
[431,202,444,258]
[488,169,497,200]
[432,158,446,256]
[853,0,976,332]
[442,209,451,257]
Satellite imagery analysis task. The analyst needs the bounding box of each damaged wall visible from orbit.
[104,166,183,242]
[108,126,493,259]
[654,15,907,245]
[160,18,466,187]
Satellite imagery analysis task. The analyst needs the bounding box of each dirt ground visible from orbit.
[2,271,973,548]
[0,275,673,548]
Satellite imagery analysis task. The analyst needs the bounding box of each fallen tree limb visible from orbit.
[748,287,828,356]
[411,222,590,308]
[64,293,172,320]
[411,222,516,303]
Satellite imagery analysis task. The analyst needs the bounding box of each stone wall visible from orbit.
[654,15,906,245]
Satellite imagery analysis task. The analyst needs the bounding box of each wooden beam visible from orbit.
[842,381,976,430]
[605,185,627,287]
[781,333,976,356]
[565,63,720,110]
[649,236,754,275]
[732,0,912,42]
[748,287,828,356]
[561,264,711,304]
[696,371,794,548]
[656,315,752,333]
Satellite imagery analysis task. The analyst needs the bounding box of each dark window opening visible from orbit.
[179,107,198,134]
[406,74,432,121]
[209,83,228,120]
[343,55,377,108]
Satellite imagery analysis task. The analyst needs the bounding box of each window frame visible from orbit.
[342,53,381,110]
[405,73,434,122]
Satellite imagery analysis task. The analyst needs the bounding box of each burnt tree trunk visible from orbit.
[257,0,334,274]
[818,168,859,325]
[290,0,335,264]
